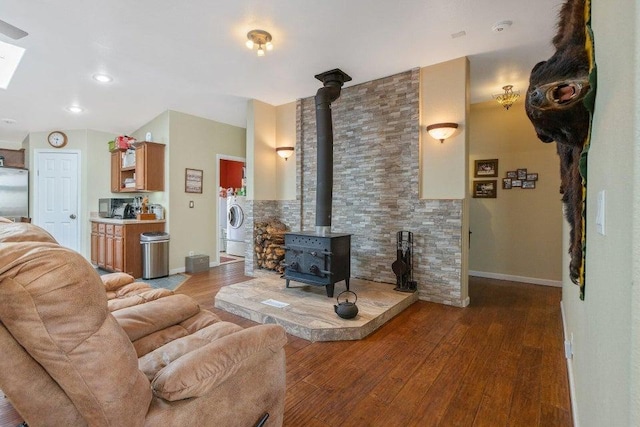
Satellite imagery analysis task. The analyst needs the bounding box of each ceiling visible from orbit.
[0,0,562,144]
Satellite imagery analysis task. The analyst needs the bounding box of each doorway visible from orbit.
[34,150,81,251]
[217,155,245,261]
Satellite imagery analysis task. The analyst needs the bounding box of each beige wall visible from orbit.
[275,102,296,200]
[469,101,563,283]
[246,99,277,200]
[159,110,245,271]
[562,0,638,425]
[420,57,469,199]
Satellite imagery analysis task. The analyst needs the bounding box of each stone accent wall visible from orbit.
[246,68,466,307]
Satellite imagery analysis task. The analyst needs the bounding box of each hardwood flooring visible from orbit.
[0,263,572,427]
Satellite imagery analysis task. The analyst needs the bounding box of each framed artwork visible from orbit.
[527,173,539,181]
[473,180,497,198]
[506,171,517,179]
[511,179,523,187]
[522,180,536,189]
[185,168,203,193]
[474,159,499,177]
[517,168,528,180]
[502,178,512,189]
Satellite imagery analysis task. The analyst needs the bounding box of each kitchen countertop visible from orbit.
[90,217,165,225]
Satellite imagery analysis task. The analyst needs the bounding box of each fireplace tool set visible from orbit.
[392,231,417,292]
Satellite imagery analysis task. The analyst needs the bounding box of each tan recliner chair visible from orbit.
[0,219,287,426]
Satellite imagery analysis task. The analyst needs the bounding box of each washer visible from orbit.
[226,195,246,256]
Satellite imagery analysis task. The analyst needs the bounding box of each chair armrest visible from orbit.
[151,324,287,401]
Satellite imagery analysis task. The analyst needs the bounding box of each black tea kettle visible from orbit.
[334,290,359,319]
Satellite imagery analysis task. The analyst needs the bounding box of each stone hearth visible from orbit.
[214,274,417,342]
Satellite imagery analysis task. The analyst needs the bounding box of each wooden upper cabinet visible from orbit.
[110,152,121,192]
[0,148,25,168]
[110,142,164,193]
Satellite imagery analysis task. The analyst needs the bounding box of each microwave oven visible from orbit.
[99,198,134,218]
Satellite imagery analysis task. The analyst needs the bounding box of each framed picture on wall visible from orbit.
[511,179,523,187]
[506,171,517,179]
[517,168,528,180]
[185,168,203,193]
[502,178,512,189]
[522,180,536,189]
[474,159,499,177]
[527,173,539,181]
[473,180,497,198]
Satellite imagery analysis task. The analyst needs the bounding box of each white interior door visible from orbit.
[35,150,80,251]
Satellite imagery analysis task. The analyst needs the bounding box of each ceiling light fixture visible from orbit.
[92,73,113,83]
[66,105,83,114]
[426,123,458,143]
[493,85,520,110]
[276,146,295,160]
[246,29,273,57]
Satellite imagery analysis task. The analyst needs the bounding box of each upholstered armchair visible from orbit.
[0,219,287,426]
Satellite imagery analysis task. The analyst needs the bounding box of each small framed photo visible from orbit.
[511,179,523,187]
[527,173,538,181]
[474,159,499,177]
[517,168,528,180]
[502,178,512,189]
[473,180,497,198]
[506,171,517,179]
[522,180,536,189]
[185,168,203,193]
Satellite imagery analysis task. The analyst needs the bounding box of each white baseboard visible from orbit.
[469,270,562,287]
[561,300,579,427]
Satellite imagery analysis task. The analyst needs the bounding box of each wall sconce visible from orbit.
[276,146,295,160]
[426,122,458,143]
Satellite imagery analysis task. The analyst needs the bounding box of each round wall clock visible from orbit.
[48,131,67,148]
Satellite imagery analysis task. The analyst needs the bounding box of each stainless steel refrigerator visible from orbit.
[0,167,29,221]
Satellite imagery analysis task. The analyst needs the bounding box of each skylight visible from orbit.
[0,40,25,89]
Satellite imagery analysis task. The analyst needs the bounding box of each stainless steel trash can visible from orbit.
[140,232,170,279]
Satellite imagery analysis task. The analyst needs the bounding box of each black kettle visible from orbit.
[334,290,359,319]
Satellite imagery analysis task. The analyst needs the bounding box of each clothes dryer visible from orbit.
[226,195,246,256]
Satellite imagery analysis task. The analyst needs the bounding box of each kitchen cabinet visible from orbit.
[111,142,165,193]
[90,222,98,265]
[90,219,165,278]
[0,148,25,168]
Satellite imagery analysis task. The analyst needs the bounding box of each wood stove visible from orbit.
[282,68,353,297]
[283,232,350,297]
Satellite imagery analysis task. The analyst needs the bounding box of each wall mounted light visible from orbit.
[246,29,273,57]
[276,146,295,160]
[426,122,458,143]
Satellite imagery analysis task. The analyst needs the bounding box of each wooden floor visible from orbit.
[1,263,572,427]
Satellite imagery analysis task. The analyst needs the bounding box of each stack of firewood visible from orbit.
[254,219,288,273]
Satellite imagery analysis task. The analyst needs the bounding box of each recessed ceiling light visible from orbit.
[492,20,513,32]
[66,105,83,113]
[92,73,113,83]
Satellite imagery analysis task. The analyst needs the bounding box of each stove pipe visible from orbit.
[314,69,352,235]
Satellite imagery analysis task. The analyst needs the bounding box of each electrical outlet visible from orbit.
[189,201,194,208]
[564,339,573,359]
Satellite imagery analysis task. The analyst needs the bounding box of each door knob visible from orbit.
[69,214,77,219]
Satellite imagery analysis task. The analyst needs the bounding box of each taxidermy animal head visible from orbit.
[525,0,590,147]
